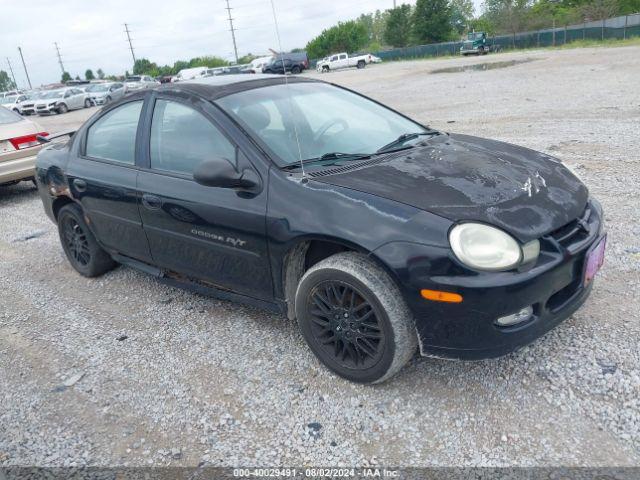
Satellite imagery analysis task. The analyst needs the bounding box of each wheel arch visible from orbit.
[280,235,401,320]
[52,195,76,221]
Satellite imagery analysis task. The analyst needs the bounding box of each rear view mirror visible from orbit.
[193,158,259,190]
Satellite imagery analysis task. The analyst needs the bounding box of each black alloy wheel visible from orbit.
[62,215,91,267]
[307,280,385,369]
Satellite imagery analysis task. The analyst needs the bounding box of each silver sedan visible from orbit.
[85,82,127,106]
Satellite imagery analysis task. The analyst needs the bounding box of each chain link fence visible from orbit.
[338,12,640,64]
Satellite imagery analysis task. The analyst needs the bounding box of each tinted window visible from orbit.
[85,100,143,164]
[150,100,235,175]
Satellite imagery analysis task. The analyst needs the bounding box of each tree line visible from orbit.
[305,0,640,58]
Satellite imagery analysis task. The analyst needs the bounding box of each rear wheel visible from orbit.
[57,103,68,114]
[84,98,91,108]
[357,60,365,69]
[57,204,116,277]
[295,252,417,384]
[291,65,301,74]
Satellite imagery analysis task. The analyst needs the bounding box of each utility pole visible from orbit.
[17,47,32,90]
[224,0,239,64]
[54,42,65,75]
[124,23,136,67]
[6,58,18,89]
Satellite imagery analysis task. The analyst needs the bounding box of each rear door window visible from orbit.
[85,100,143,164]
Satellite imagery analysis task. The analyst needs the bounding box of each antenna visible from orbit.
[225,0,239,64]
[124,23,137,66]
[6,58,17,89]
[269,0,306,178]
[54,42,65,75]
[17,47,32,90]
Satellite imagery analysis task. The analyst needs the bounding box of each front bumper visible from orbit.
[91,97,107,105]
[35,104,57,114]
[374,199,604,359]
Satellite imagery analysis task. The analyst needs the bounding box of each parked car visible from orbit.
[0,106,48,185]
[35,88,91,115]
[370,55,382,63]
[249,55,274,73]
[262,57,305,74]
[124,75,159,91]
[35,75,605,384]
[175,67,208,82]
[0,90,23,98]
[0,94,28,114]
[85,82,127,105]
[316,52,375,72]
[17,92,43,116]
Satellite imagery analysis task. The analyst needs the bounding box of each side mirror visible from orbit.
[193,158,259,190]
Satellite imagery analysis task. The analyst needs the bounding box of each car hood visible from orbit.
[89,91,108,97]
[36,97,62,104]
[312,133,588,242]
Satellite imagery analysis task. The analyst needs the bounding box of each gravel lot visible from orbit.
[1,46,639,468]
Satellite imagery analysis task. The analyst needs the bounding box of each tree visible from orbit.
[450,0,475,35]
[412,0,453,44]
[384,4,413,47]
[85,69,95,80]
[305,20,369,59]
[483,0,532,35]
[96,68,105,79]
[579,0,619,20]
[0,70,15,91]
[133,58,157,75]
[61,71,71,83]
[238,54,256,64]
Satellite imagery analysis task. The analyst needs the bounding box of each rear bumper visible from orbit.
[373,199,604,360]
[0,147,42,183]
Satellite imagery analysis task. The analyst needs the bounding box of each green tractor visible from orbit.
[460,31,494,56]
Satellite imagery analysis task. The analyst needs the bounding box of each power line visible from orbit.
[6,58,18,89]
[124,23,137,67]
[17,47,32,90]
[225,0,239,64]
[54,42,66,75]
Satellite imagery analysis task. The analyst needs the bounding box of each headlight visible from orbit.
[449,223,530,271]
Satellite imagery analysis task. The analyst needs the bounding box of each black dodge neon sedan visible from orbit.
[35,75,606,383]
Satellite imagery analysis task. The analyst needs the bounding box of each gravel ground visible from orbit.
[1,45,639,468]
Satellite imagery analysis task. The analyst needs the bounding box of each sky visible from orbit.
[1,0,481,89]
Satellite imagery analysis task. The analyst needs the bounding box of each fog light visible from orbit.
[495,306,533,327]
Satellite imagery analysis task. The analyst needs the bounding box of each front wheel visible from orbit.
[322,66,329,73]
[84,98,91,108]
[295,252,417,384]
[105,96,112,104]
[57,204,116,277]
[57,103,68,114]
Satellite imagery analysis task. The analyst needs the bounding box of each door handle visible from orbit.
[73,179,87,192]
[142,194,162,210]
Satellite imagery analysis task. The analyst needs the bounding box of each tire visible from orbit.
[13,108,20,114]
[322,66,329,73]
[57,103,68,114]
[291,66,301,74]
[84,98,91,108]
[105,96,112,104]
[57,203,116,277]
[357,60,365,69]
[295,252,417,384]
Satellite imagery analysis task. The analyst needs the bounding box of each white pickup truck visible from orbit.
[316,52,375,72]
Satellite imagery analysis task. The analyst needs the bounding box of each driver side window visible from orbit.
[150,99,236,176]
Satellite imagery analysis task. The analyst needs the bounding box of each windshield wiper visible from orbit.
[376,130,440,153]
[283,152,371,170]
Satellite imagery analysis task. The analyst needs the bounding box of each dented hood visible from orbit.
[314,133,589,242]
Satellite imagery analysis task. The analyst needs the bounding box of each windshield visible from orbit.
[467,32,483,40]
[41,90,64,99]
[216,82,426,166]
[126,76,141,82]
[0,107,23,124]
[86,84,109,92]
[0,96,17,104]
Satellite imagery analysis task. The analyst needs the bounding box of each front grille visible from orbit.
[546,205,592,248]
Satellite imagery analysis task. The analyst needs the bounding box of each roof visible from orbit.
[158,74,321,100]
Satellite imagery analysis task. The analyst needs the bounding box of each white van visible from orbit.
[249,56,274,73]
[175,67,208,82]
